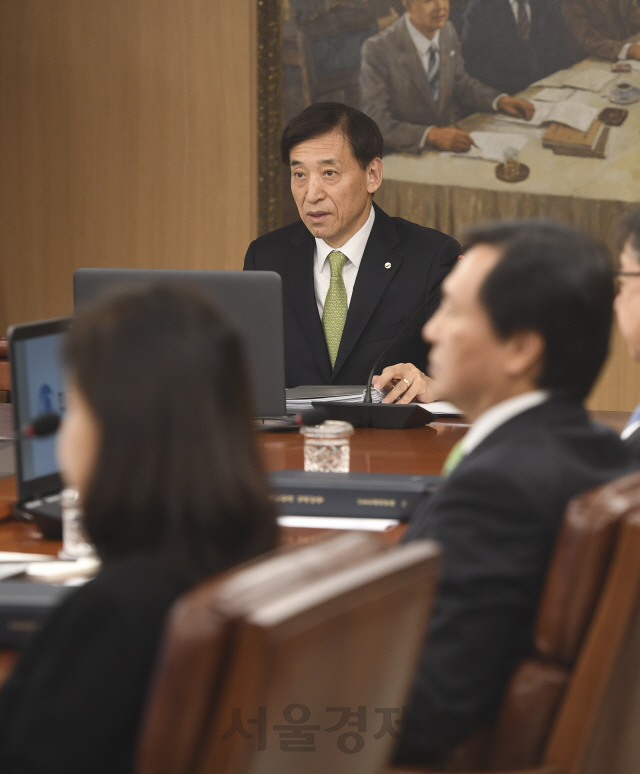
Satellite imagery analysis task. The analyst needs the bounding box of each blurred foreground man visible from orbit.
[396,220,632,765]
[614,208,640,457]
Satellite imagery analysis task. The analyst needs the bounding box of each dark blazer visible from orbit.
[462,0,575,95]
[360,18,500,154]
[0,551,188,774]
[394,397,632,765]
[244,204,460,387]
[624,423,640,461]
[562,0,640,61]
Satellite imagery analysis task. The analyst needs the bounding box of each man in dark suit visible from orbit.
[359,0,534,154]
[244,102,460,399]
[395,220,632,765]
[614,208,640,458]
[562,0,640,61]
[462,0,575,95]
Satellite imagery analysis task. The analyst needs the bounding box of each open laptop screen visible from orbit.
[73,269,286,418]
[9,318,72,501]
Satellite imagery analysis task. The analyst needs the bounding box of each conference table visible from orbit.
[0,416,473,544]
[0,409,630,684]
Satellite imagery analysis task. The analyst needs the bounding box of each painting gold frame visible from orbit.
[257,0,284,236]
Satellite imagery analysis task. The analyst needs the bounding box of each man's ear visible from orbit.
[367,157,383,194]
[504,330,545,382]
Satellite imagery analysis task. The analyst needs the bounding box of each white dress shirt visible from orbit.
[619,43,633,59]
[461,390,550,455]
[621,420,640,440]
[507,0,531,25]
[314,205,375,317]
[405,15,441,75]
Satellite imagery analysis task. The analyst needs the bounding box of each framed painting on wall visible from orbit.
[257,0,640,243]
[256,0,640,412]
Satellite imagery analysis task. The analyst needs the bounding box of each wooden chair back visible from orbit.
[487,471,640,772]
[541,510,640,774]
[197,538,441,774]
[391,471,640,774]
[136,532,385,774]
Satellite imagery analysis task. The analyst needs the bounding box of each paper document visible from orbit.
[278,515,400,532]
[498,100,598,133]
[534,87,576,102]
[450,132,529,162]
[562,69,616,92]
[420,401,464,417]
[285,385,384,413]
[0,563,28,581]
[534,68,616,92]
[26,556,100,582]
[0,551,57,562]
[545,101,599,132]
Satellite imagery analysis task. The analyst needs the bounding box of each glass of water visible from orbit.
[60,487,95,559]
[300,420,354,473]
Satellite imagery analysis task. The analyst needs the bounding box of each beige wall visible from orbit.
[587,328,640,414]
[0,0,256,332]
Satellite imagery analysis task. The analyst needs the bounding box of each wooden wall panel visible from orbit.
[587,326,640,414]
[0,0,256,331]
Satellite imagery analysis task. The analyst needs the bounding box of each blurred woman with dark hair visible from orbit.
[0,284,278,774]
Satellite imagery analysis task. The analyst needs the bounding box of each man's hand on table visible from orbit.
[373,364,440,404]
[428,98,535,153]
[628,44,640,60]
[427,126,474,152]
[497,96,535,120]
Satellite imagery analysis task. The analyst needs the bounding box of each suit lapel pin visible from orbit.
[450,50,455,56]
[385,262,391,269]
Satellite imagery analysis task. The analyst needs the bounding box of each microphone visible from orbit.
[296,408,330,427]
[253,407,330,432]
[312,279,445,429]
[22,413,61,438]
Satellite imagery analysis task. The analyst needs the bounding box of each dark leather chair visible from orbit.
[389,470,640,774]
[136,531,441,774]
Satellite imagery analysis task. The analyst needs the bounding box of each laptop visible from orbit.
[73,269,286,418]
[8,317,72,537]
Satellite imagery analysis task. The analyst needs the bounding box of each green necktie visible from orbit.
[322,250,349,368]
[442,439,466,476]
